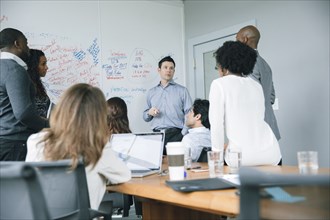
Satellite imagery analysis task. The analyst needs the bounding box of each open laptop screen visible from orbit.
[110,132,164,171]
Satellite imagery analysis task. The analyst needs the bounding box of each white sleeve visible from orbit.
[97,147,132,184]
[209,80,225,152]
[25,132,46,162]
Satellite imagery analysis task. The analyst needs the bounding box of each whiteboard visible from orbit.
[0,1,185,132]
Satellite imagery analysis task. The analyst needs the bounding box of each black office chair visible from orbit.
[26,159,113,220]
[0,163,51,219]
[197,147,211,162]
[238,167,330,220]
[101,191,132,217]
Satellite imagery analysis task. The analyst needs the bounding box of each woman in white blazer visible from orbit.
[209,41,282,166]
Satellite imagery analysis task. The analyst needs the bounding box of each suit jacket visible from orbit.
[0,58,48,140]
[250,52,281,140]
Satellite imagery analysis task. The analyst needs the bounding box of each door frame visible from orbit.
[187,19,256,100]
[194,34,236,99]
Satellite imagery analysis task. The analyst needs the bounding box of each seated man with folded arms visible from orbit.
[182,99,211,162]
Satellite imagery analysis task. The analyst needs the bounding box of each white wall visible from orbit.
[1,0,185,133]
[184,0,330,167]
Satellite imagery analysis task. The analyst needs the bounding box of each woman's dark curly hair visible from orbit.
[106,97,131,134]
[214,41,257,76]
[27,49,47,96]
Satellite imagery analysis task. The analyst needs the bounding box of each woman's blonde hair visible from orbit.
[42,83,109,169]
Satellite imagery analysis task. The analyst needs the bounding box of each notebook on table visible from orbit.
[166,178,237,192]
[110,132,165,178]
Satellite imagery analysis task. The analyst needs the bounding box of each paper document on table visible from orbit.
[221,174,240,186]
[191,168,209,173]
[264,187,305,203]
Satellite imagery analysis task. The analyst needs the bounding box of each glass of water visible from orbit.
[297,151,318,174]
[207,151,224,178]
[184,147,192,170]
[226,148,242,174]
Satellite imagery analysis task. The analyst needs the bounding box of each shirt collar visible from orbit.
[0,52,28,70]
[157,79,176,87]
[188,126,209,133]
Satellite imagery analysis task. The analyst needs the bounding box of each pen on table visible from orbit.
[187,166,202,170]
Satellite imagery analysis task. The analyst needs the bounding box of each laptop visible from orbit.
[110,132,165,177]
[47,102,56,119]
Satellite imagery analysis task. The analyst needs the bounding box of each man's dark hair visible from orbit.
[158,56,175,68]
[192,99,210,129]
[0,28,24,49]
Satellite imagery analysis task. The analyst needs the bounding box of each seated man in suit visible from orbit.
[182,99,211,162]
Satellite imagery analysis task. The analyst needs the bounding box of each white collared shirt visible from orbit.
[182,126,211,161]
[0,51,27,70]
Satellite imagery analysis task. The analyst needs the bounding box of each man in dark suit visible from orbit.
[0,28,49,161]
[236,25,281,140]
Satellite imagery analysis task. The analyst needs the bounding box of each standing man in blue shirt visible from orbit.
[236,25,281,140]
[0,28,49,161]
[143,56,192,154]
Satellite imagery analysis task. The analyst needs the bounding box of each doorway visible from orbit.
[187,19,256,100]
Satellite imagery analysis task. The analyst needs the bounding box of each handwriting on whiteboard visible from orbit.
[20,31,159,104]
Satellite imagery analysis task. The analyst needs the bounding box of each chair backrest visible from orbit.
[197,147,211,162]
[0,163,50,220]
[27,159,91,219]
[238,167,330,220]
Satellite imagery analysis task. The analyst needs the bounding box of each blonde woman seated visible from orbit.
[26,83,131,209]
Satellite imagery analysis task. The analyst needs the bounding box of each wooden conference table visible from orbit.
[107,159,330,220]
